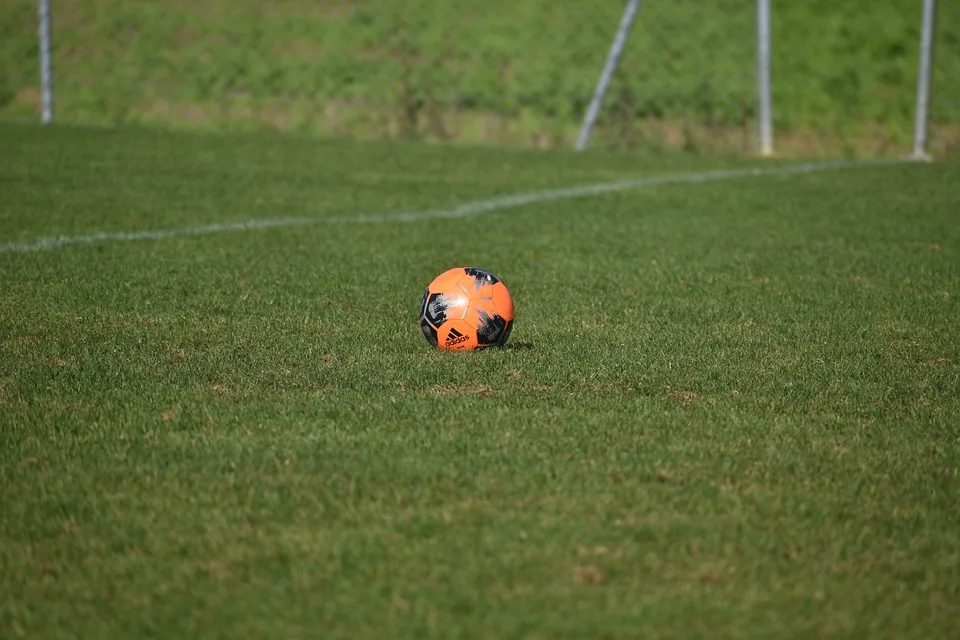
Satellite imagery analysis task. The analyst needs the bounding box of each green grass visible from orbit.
[1,122,959,638]
[3,0,960,154]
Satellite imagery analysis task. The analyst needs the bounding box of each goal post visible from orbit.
[756,0,773,157]
[912,0,937,161]
[577,0,775,157]
[37,0,54,124]
[575,0,642,151]
[575,0,945,158]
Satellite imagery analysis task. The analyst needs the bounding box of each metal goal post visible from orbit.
[575,0,941,158]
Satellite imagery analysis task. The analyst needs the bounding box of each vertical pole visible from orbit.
[756,0,773,156]
[575,0,641,151]
[912,0,936,160]
[37,0,54,124]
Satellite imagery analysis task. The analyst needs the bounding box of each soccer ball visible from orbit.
[419,267,515,351]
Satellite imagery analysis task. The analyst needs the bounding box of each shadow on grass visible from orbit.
[502,341,536,351]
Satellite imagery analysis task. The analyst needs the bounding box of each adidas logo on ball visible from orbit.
[445,327,470,346]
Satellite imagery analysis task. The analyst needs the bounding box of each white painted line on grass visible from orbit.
[0,158,902,255]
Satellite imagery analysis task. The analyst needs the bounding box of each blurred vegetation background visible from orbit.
[2,0,958,156]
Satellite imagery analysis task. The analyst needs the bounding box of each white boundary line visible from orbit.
[0,159,902,255]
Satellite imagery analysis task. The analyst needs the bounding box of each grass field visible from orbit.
[1,122,959,638]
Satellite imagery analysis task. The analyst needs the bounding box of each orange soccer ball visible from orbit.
[419,267,515,351]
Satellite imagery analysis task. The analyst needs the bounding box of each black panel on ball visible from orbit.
[420,318,439,347]
[500,319,514,346]
[476,313,510,346]
[419,290,430,318]
[464,267,499,285]
[424,293,448,327]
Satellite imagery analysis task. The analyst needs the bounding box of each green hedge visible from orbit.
[2,0,958,154]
